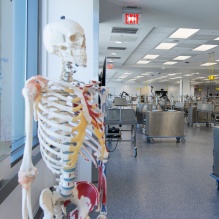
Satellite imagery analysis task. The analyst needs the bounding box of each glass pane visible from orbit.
[0,0,13,162]
[11,0,39,164]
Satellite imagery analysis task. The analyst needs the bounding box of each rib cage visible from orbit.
[36,81,103,180]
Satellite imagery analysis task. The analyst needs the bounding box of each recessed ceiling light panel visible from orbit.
[173,56,191,60]
[137,60,150,64]
[123,72,132,75]
[163,61,177,65]
[193,44,218,51]
[169,28,199,39]
[200,62,217,66]
[143,54,159,59]
[141,72,152,75]
[155,43,177,50]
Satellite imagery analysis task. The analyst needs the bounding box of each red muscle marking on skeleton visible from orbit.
[69,209,79,219]
[63,200,71,207]
[98,162,107,205]
[23,75,49,100]
[83,90,101,128]
[76,181,98,212]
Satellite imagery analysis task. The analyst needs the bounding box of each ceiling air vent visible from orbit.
[107,47,126,50]
[112,27,139,34]
[107,57,121,59]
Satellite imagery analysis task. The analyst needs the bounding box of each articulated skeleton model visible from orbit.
[18,19,109,219]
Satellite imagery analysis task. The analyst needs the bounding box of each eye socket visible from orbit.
[60,45,67,50]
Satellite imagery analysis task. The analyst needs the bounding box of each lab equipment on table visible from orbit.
[105,97,137,157]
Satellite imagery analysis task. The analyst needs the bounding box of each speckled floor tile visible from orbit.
[89,125,219,219]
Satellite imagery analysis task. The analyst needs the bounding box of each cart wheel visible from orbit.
[134,147,137,157]
[150,138,154,144]
[197,123,200,128]
[187,122,190,127]
[206,123,209,127]
[146,137,150,143]
[176,137,180,143]
[181,137,186,143]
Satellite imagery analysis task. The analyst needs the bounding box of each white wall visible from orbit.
[107,82,196,102]
[39,0,99,83]
[107,82,180,101]
[194,84,219,97]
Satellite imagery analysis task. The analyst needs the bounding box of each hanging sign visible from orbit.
[123,13,141,24]
[208,75,215,80]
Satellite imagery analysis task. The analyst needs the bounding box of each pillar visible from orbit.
[179,78,191,101]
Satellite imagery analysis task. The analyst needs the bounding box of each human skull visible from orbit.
[43,19,87,67]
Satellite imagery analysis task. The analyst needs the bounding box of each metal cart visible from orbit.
[187,105,212,127]
[144,111,186,143]
[210,127,219,190]
[105,108,137,157]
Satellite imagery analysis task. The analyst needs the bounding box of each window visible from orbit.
[0,0,39,204]
[0,0,39,166]
[10,0,39,166]
[0,0,13,163]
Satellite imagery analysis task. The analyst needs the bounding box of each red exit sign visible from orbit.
[123,13,141,24]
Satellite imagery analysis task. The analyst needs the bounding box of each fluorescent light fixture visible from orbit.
[191,72,199,75]
[214,37,219,40]
[215,59,219,62]
[141,72,152,75]
[143,54,159,59]
[184,74,192,76]
[173,56,191,60]
[200,62,217,66]
[168,73,181,76]
[137,60,150,64]
[155,43,177,50]
[115,41,122,44]
[135,76,144,78]
[196,77,206,79]
[193,44,218,51]
[130,79,136,81]
[123,72,132,75]
[163,61,177,65]
[169,28,199,39]
[116,79,122,81]
[111,52,117,55]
